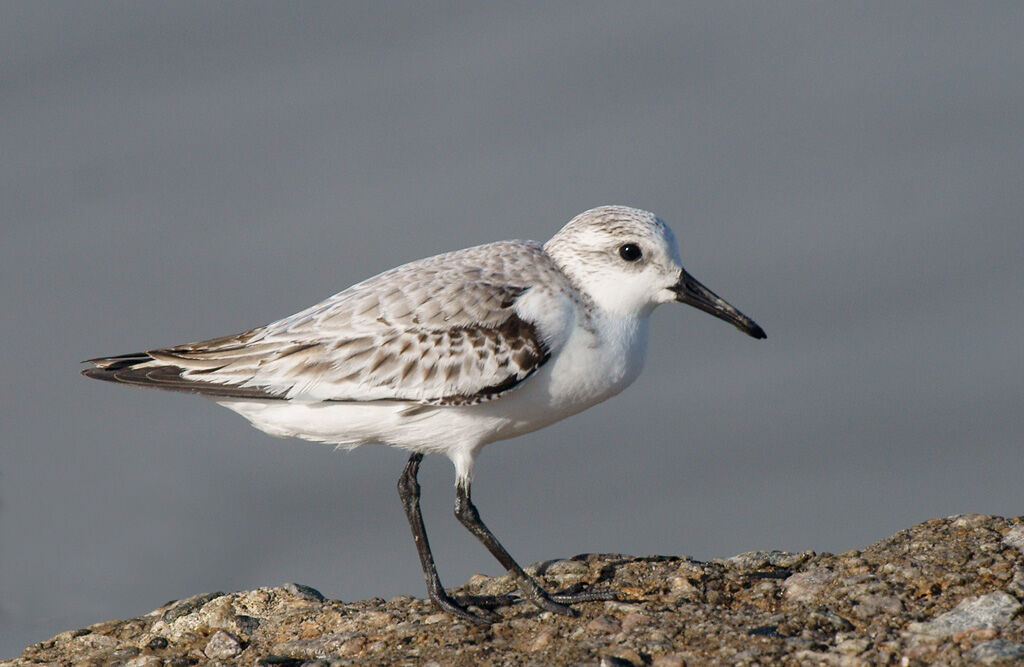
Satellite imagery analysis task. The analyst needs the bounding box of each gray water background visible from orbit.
[2,2,1022,656]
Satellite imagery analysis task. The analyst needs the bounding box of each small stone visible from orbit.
[747,624,779,637]
[782,569,834,601]
[727,549,811,569]
[907,591,1021,637]
[668,574,698,599]
[423,613,448,624]
[529,628,555,651]
[1007,569,1024,598]
[952,626,998,642]
[543,559,589,576]
[146,636,169,650]
[356,610,393,627]
[72,632,117,651]
[1001,525,1024,552]
[124,657,163,667]
[835,638,870,655]
[604,600,643,614]
[966,639,1024,665]
[271,633,360,660]
[807,609,855,632]
[162,592,224,623]
[467,573,491,586]
[600,655,638,667]
[111,646,141,660]
[652,655,686,667]
[724,550,775,570]
[587,615,622,633]
[203,630,242,660]
[950,513,990,529]
[851,594,903,618]
[621,612,647,632]
[603,648,643,665]
[232,614,260,638]
[282,582,325,602]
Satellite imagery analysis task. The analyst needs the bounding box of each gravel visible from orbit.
[4,514,1023,666]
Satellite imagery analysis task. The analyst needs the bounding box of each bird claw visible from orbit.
[549,585,620,605]
[452,592,519,609]
[429,591,502,625]
[436,584,618,623]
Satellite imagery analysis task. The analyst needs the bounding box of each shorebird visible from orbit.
[83,205,766,624]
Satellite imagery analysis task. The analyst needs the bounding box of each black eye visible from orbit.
[618,243,642,262]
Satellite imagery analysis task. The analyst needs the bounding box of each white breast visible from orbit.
[459,305,651,445]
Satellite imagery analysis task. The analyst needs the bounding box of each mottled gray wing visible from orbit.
[83,241,569,405]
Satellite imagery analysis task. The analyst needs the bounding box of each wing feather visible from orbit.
[83,241,571,405]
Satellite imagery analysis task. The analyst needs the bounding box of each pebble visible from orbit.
[906,591,1021,637]
[651,655,686,667]
[282,582,326,602]
[145,636,168,650]
[950,513,990,529]
[587,615,622,633]
[782,568,834,601]
[851,594,903,618]
[203,630,242,660]
[467,573,492,587]
[620,612,648,633]
[602,647,643,665]
[723,549,807,570]
[1001,525,1024,552]
[124,657,162,667]
[604,601,643,614]
[835,637,870,655]
[71,633,117,651]
[542,559,589,576]
[668,574,698,598]
[528,628,555,651]
[966,639,1024,664]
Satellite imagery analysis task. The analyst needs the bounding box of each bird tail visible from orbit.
[81,339,280,400]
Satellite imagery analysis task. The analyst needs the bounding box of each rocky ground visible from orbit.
[5,514,1024,666]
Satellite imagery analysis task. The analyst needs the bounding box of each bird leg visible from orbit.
[397,453,497,625]
[398,453,615,624]
[454,477,618,616]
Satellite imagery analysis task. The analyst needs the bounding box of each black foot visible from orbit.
[453,584,619,618]
[399,452,620,626]
[454,589,572,616]
[452,592,519,609]
[520,583,620,616]
[428,589,500,625]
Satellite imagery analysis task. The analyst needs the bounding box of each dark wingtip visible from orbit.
[747,323,767,340]
[81,366,113,381]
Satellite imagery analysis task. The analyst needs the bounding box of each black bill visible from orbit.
[670,268,766,339]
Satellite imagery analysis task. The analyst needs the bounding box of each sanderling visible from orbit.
[83,205,765,624]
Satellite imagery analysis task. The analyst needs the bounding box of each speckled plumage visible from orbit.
[84,205,764,481]
[87,241,567,406]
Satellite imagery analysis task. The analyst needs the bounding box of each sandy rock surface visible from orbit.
[5,515,1024,666]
